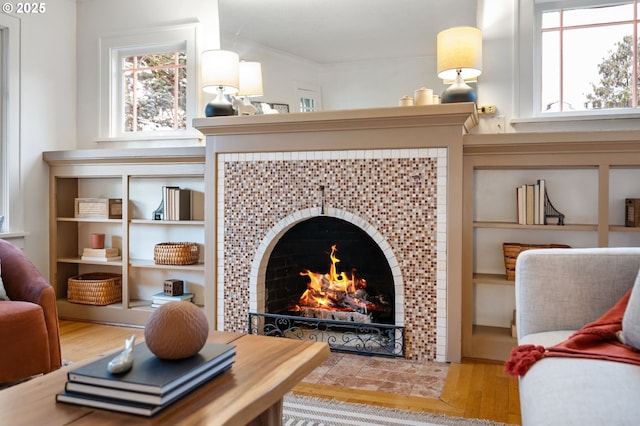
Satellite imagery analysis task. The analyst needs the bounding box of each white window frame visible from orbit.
[0,14,22,236]
[295,82,322,113]
[516,0,640,126]
[98,23,201,143]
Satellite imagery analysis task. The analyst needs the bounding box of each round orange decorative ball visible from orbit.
[144,301,209,360]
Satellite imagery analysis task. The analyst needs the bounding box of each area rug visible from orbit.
[283,394,513,426]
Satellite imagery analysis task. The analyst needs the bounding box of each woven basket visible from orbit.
[67,273,122,305]
[503,242,571,281]
[154,242,199,265]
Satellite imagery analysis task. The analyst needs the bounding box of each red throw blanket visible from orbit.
[505,289,640,377]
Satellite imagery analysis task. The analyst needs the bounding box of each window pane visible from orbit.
[542,11,560,29]
[541,31,561,111]
[140,53,174,67]
[563,3,633,27]
[565,24,633,110]
[122,52,186,132]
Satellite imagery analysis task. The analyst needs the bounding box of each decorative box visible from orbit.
[626,198,640,227]
[164,279,184,296]
[74,198,122,219]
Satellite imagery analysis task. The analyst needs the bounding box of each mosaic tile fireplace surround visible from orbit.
[196,105,477,363]
[218,148,447,361]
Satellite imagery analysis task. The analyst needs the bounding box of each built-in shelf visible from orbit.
[473,273,513,286]
[44,147,207,328]
[474,221,597,231]
[464,131,640,362]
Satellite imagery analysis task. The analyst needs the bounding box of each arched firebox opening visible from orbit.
[264,216,395,325]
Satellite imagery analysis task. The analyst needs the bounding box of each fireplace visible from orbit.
[214,148,446,361]
[265,216,395,325]
[196,104,478,363]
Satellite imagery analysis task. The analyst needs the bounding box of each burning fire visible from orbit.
[295,245,379,317]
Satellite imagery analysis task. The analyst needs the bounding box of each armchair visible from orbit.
[0,239,61,383]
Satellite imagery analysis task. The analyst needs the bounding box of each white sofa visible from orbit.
[515,247,640,426]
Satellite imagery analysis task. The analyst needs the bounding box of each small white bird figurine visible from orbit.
[107,334,136,374]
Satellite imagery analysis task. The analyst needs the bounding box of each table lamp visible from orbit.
[437,26,482,104]
[201,49,239,117]
[236,61,264,115]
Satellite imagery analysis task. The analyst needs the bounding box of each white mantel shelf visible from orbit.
[193,103,478,136]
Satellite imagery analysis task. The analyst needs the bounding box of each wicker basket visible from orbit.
[67,273,122,305]
[154,242,199,265]
[503,242,571,281]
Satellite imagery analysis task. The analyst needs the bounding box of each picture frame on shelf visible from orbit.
[256,102,289,114]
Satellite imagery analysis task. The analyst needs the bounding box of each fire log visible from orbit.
[300,307,371,323]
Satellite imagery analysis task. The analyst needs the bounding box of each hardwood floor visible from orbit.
[58,320,522,425]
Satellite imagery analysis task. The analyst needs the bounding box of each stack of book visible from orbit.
[516,179,546,225]
[81,247,121,262]
[56,342,236,416]
[151,292,194,308]
[162,186,192,221]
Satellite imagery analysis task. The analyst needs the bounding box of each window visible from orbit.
[296,83,322,113]
[123,51,187,132]
[0,14,21,234]
[540,1,640,113]
[516,0,640,123]
[99,23,199,141]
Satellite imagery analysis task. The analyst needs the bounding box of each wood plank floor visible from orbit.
[58,320,521,425]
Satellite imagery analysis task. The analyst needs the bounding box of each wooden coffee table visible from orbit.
[0,331,329,425]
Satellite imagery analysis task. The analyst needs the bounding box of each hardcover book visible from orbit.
[66,342,235,395]
[152,292,194,302]
[56,391,166,416]
[81,255,122,262]
[63,355,234,405]
[82,247,119,257]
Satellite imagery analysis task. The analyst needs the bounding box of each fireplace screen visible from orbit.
[265,216,394,325]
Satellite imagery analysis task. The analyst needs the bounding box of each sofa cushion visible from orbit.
[519,330,575,347]
[622,269,640,350]
[520,357,640,425]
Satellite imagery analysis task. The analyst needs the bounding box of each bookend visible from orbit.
[153,200,164,220]
[544,191,565,225]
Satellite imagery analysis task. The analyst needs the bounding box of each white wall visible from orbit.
[76,0,220,148]
[15,0,77,270]
[217,1,516,132]
[220,36,320,112]
[319,57,447,111]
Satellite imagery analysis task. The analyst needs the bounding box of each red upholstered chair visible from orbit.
[0,239,61,383]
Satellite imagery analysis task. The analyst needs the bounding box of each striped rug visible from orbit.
[282,394,513,426]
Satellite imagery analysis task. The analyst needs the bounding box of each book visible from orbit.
[64,355,234,405]
[517,185,526,225]
[526,184,535,225]
[82,248,119,257]
[151,299,194,308]
[151,300,194,309]
[56,391,166,417]
[162,186,179,220]
[176,189,192,220]
[537,179,546,225]
[66,342,235,395]
[161,187,191,221]
[81,255,122,262]
[151,292,194,303]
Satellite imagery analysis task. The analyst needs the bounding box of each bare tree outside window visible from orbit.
[123,52,186,132]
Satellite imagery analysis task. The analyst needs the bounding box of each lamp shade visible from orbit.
[437,26,482,81]
[238,61,264,97]
[201,49,239,94]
